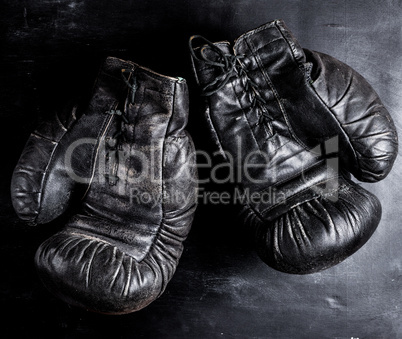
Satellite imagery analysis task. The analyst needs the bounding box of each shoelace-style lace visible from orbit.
[189,35,273,131]
[103,68,137,185]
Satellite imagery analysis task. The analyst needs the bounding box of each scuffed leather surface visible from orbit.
[305,49,398,182]
[191,19,397,274]
[10,103,79,224]
[241,176,381,273]
[12,57,197,314]
[10,60,131,225]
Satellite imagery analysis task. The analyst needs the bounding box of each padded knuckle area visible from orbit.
[254,183,381,274]
[35,232,163,314]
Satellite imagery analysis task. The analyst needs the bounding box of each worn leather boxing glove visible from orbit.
[11,56,198,313]
[190,20,398,274]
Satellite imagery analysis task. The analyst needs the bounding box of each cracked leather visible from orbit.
[11,56,198,314]
[190,19,398,274]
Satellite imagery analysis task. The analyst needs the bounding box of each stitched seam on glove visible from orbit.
[245,29,307,150]
[255,159,327,195]
[228,73,264,154]
[205,104,227,158]
[259,175,342,216]
[81,107,117,199]
[277,29,359,168]
[234,20,279,48]
[34,122,73,224]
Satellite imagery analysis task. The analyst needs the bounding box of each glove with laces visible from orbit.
[11,56,198,313]
[189,19,398,274]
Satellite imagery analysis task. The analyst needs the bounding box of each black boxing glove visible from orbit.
[11,57,198,313]
[190,20,397,274]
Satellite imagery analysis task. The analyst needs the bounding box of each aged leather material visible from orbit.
[190,19,398,274]
[11,103,80,225]
[11,57,198,313]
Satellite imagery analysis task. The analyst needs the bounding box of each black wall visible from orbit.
[1,0,401,337]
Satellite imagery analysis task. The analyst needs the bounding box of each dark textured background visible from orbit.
[1,0,401,337]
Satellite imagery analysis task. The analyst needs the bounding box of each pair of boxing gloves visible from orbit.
[11,20,398,314]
